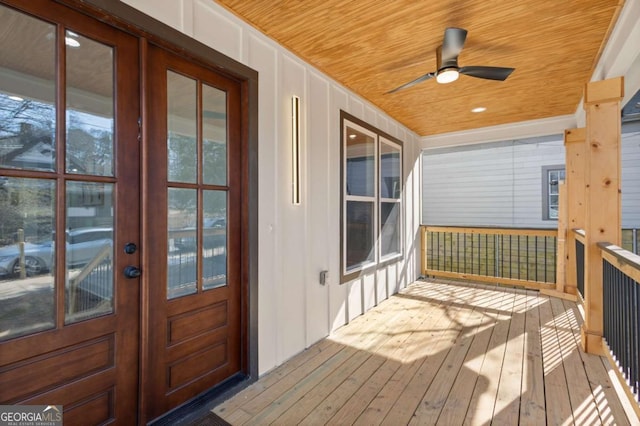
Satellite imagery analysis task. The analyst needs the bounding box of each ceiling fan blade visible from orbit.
[386,72,435,94]
[459,66,515,81]
[441,27,467,62]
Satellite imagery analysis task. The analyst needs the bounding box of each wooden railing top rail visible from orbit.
[573,228,586,243]
[598,242,640,284]
[423,225,557,238]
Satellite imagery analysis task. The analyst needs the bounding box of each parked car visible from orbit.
[0,227,112,278]
[204,218,226,229]
[0,240,52,277]
[172,218,226,253]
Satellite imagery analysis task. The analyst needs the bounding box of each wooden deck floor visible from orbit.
[213,279,636,425]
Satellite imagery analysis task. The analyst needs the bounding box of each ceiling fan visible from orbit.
[387,27,515,93]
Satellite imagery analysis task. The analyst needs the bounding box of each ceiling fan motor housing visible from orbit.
[436,45,459,73]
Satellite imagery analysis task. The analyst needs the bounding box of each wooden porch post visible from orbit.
[581,77,623,355]
[555,182,567,293]
[564,127,586,296]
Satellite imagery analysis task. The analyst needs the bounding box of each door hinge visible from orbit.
[137,117,142,142]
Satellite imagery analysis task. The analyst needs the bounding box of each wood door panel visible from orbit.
[19,370,114,406]
[0,335,114,402]
[165,361,235,409]
[22,385,115,426]
[168,301,228,344]
[167,340,228,389]
[64,390,114,426]
[166,324,231,361]
[0,316,117,365]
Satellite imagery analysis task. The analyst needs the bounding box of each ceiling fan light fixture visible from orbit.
[436,68,459,84]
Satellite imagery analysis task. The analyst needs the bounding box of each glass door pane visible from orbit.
[167,188,197,299]
[167,71,197,183]
[203,190,226,289]
[0,6,56,172]
[0,177,55,341]
[203,84,227,185]
[65,182,114,324]
[66,32,114,176]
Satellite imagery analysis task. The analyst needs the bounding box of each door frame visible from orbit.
[55,0,259,422]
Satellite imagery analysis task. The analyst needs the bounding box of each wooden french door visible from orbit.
[0,2,245,423]
[142,45,243,421]
[0,0,140,424]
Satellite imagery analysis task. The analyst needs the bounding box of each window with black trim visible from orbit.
[341,111,403,283]
[542,165,565,220]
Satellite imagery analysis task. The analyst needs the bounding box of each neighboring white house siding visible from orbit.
[422,126,640,228]
[121,0,421,375]
[622,129,640,228]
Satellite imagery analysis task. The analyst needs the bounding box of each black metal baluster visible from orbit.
[634,279,639,399]
[501,234,504,278]
[471,233,474,275]
[533,235,536,281]
[450,231,454,273]
[517,235,521,280]
[463,233,467,274]
[456,232,460,274]
[484,234,488,276]
[632,278,638,398]
[509,235,513,279]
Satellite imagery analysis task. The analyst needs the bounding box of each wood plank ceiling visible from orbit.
[214,0,624,136]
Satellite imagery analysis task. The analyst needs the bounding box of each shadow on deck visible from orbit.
[211,279,636,425]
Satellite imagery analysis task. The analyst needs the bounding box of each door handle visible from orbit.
[124,265,141,279]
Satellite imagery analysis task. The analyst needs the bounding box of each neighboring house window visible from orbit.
[542,165,565,220]
[341,111,403,283]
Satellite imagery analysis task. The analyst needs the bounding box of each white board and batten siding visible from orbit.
[422,124,640,229]
[121,0,422,375]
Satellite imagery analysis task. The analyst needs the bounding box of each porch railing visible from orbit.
[598,242,640,406]
[421,226,557,291]
[68,244,112,315]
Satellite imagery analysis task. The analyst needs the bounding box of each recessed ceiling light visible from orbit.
[471,107,487,113]
[8,95,24,102]
[349,134,357,139]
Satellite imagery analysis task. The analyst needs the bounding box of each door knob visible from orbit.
[124,265,141,278]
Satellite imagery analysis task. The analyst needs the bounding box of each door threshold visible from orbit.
[149,373,252,426]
